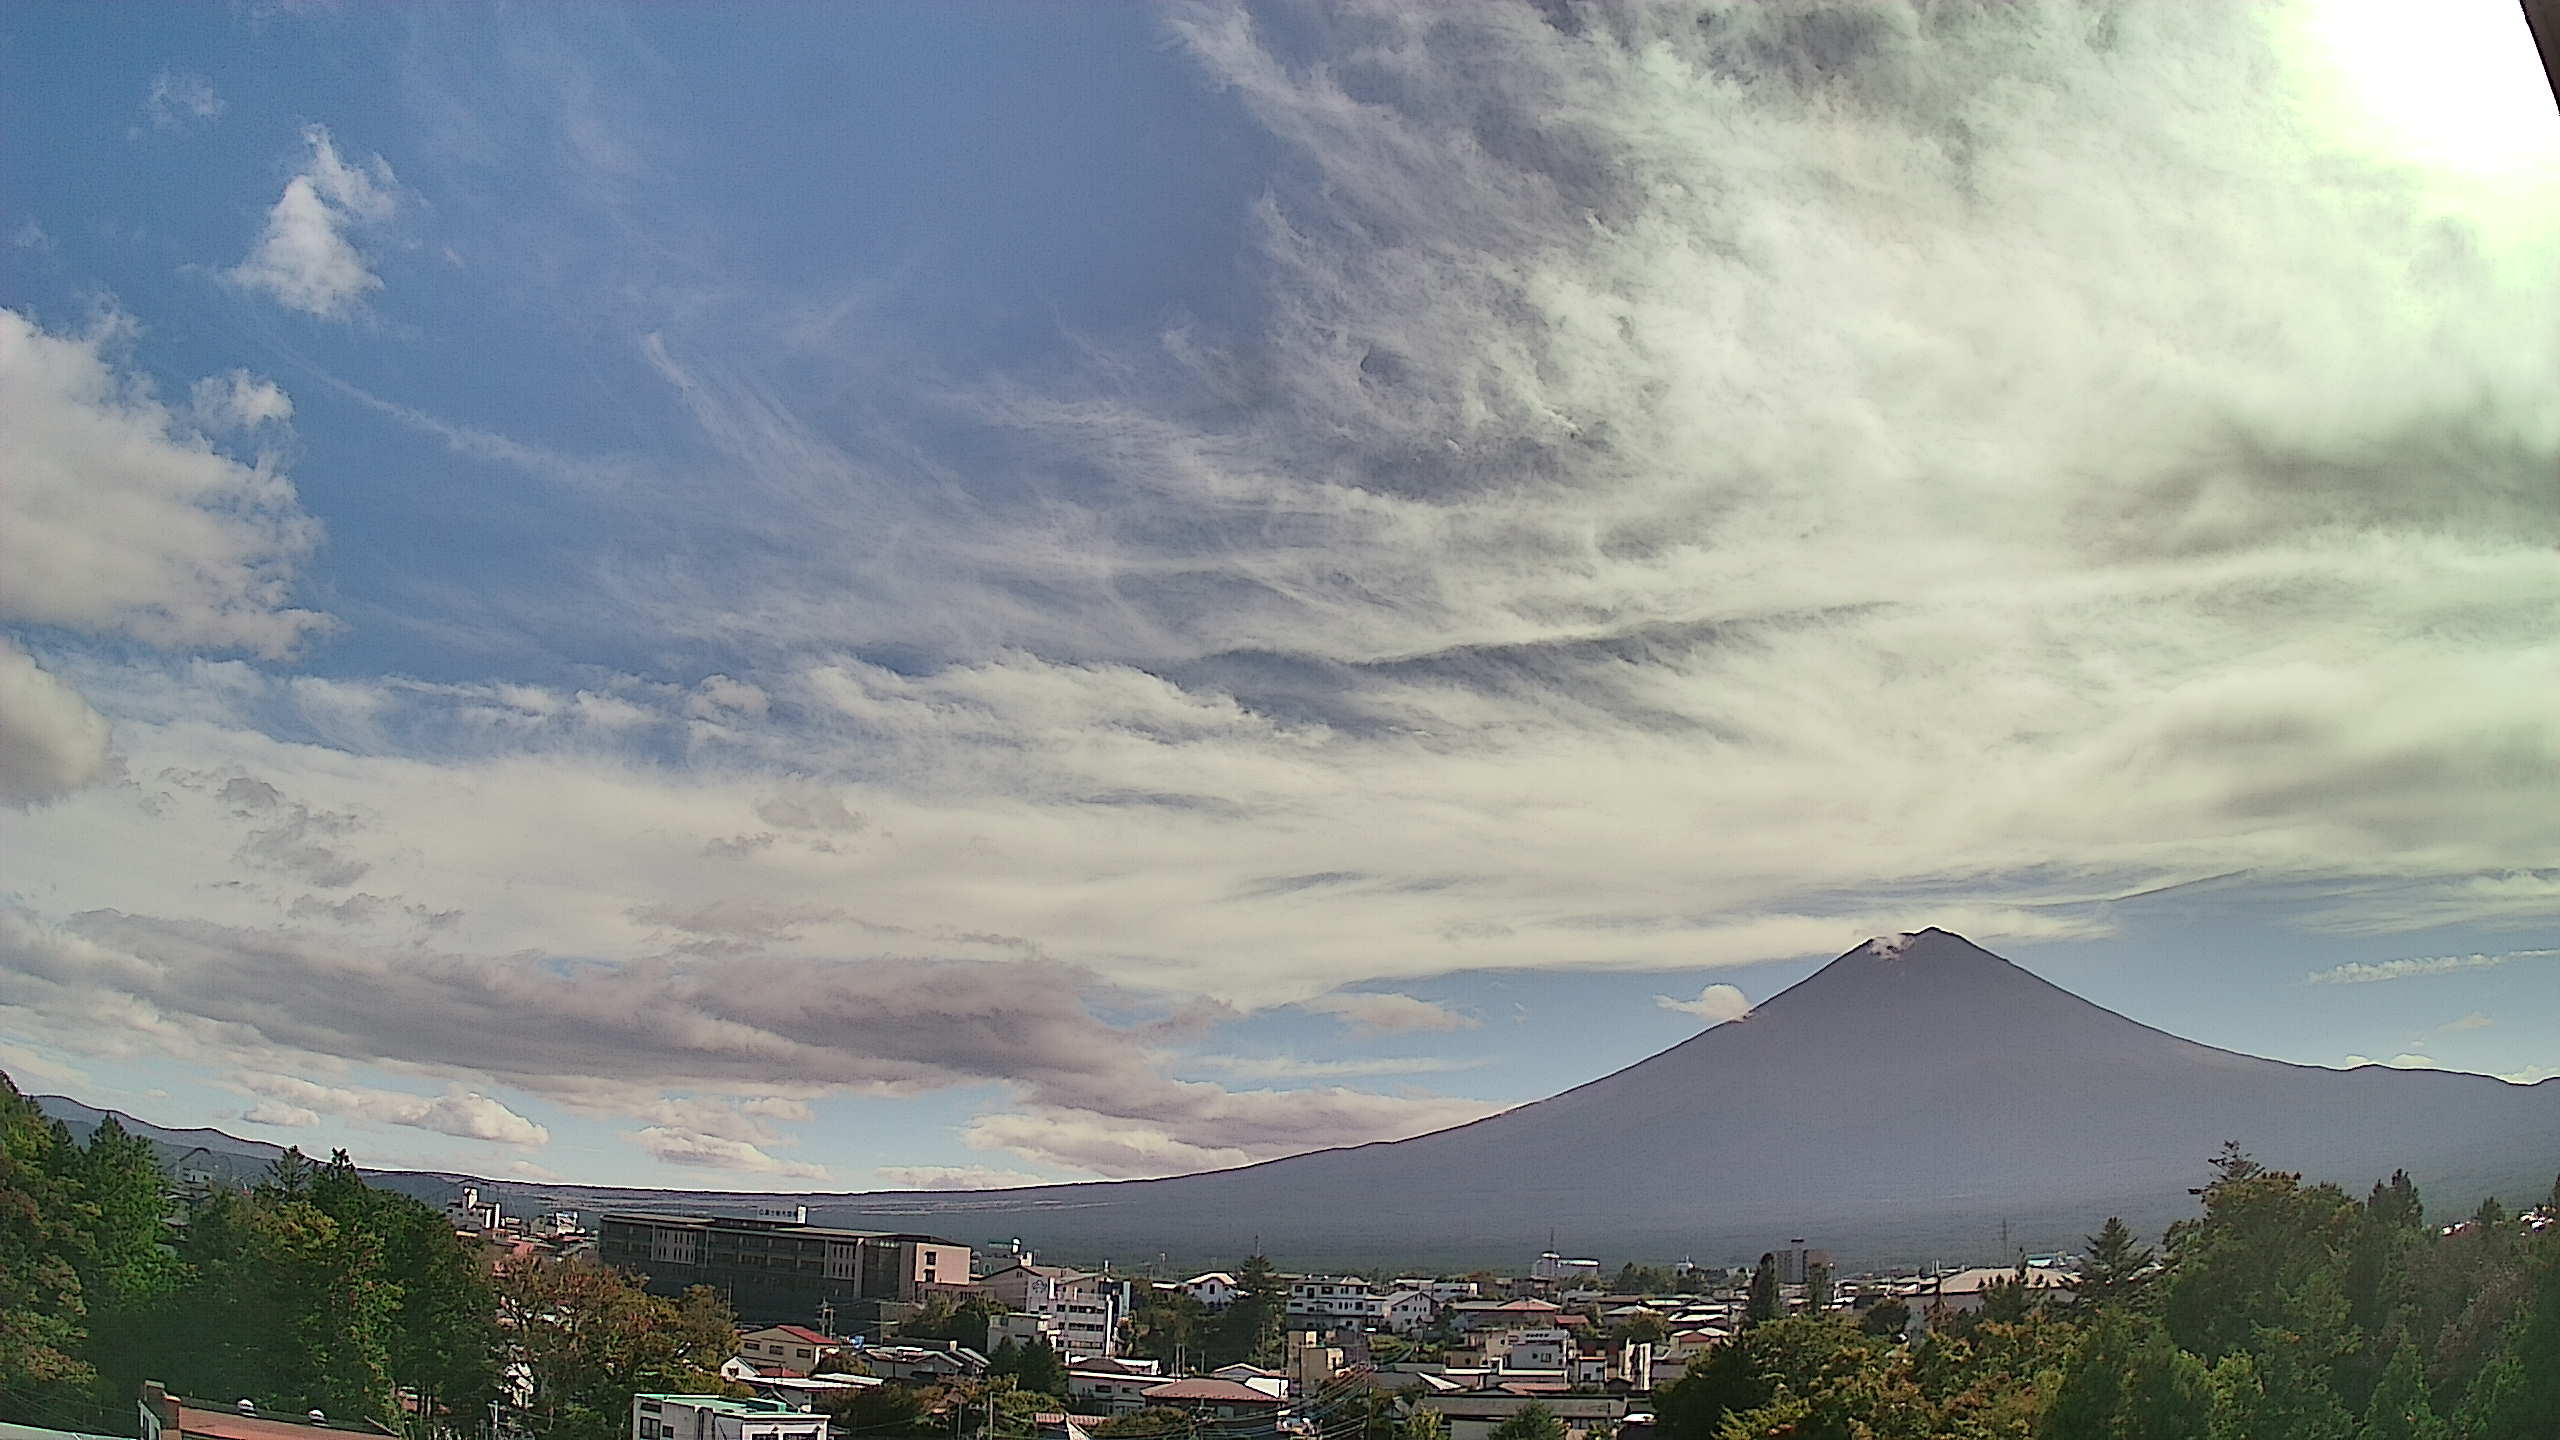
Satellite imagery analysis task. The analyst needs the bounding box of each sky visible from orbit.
[1,0,2557,1197]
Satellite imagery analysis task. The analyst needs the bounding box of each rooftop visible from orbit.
[637,1397,806,1417]
[1143,1380,1284,1405]
[602,1212,962,1246]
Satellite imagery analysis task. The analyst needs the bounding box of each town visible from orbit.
[212,1182,2087,1440]
[9,1079,2560,1440]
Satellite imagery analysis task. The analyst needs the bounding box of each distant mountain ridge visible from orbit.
[29,931,2560,1268]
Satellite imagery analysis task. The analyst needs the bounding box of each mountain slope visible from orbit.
[797,929,2560,1264]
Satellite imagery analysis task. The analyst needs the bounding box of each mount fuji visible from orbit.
[791,928,2560,1265]
[38,930,2560,1267]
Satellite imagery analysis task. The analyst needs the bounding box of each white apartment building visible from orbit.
[1281,1278,1440,1335]
[1480,1327,1573,1371]
[981,1263,1122,1358]
[1394,1279,1481,1306]
[633,1396,825,1440]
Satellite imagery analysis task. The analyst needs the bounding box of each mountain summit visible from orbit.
[792,929,2560,1264]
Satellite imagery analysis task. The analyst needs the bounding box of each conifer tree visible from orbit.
[1743,1254,1781,1327]
[2361,1344,2447,1440]
[2075,1217,2153,1312]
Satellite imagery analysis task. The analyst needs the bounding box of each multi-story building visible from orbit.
[1394,1278,1481,1306]
[630,1396,826,1440]
[980,1262,1124,1358]
[598,1212,968,1321]
[1283,1278,1437,1334]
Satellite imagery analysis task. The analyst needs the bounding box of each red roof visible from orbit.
[766,1325,835,1346]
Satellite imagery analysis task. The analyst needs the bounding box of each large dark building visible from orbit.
[599,1211,972,1325]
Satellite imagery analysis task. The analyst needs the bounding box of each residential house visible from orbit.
[1412,1394,1625,1440]
[629,1397,825,1440]
[1136,1379,1285,1428]
[1447,1299,1563,1335]
[1393,1279,1480,1307]
[1182,1272,1238,1310]
[737,1325,836,1376]
[1066,1360,1165,1415]
[858,1343,990,1383]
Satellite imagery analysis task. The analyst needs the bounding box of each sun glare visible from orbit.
[2298,0,2560,180]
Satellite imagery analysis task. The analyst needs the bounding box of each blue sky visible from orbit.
[1,0,2556,1193]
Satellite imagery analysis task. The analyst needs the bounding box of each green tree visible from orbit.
[2038,1309,2209,1440]
[0,1072,94,1418]
[1212,1255,1286,1367]
[990,1335,1066,1397]
[2161,1162,2360,1362]
[1742,1254,1781,1328]
[1981,1258,2037,1326]
[826,1381,932,1436]
[2358,1343,2445,1440]
[903,1293,1006,1352]
[1091,1408,1192,1439]
[1802,1260,1833,1316]
[1657,1316,1922,1440]
[371,1188,498,1422]
[2076,1218,2154,1314]
[1125,1286,1210,1367]
[1486,1402,1565,1440]
[1860,1296,1910,1338]
[1399,1409,1448,1440]
[2207,1353,2266,1440]
[261,1146,316,1201]
[2453,1242,2560,1440]
[495,1257,737,1440]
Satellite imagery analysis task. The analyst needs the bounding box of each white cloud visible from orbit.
[227,125,402,318]
[1654,984,1751,1024]
[2342,1053,2445,1071]
[0,639,111,806]
[141,70,225,133]
[0,309,323,655]
[630,1125,827,1180]
[1194,1054,1482,1081]
[1300,992,1476,1034]
[875,1164,1054,1191]
[239,1072,550,1146]
[0,1038,91,1089]
[241,1099,320,1128]
[0,310,321,805]
[190,371,293,431]
[2308,950,2560,985]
